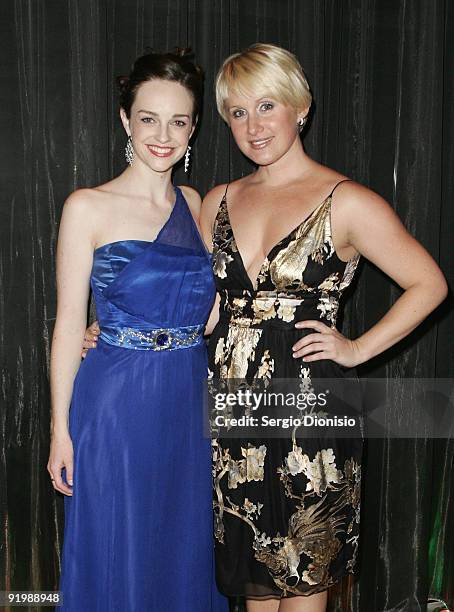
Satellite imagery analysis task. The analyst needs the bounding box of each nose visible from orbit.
[247,114,263,136]
[156,123,171,143]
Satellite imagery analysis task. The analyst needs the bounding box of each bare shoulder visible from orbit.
[223,174,254,198]
[61,188,105,223]
[64,187,98,208]
[331,179,398,224]
[179,185,202,220]
[330,177,447,296]
[66,176,130,212]
[202,174,250,205]
[59,188,107,251]
[330,179,421,265]
[202,183,228,207]
[200,183,228,223]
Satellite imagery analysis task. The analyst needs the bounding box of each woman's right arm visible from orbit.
[48,190,96,495]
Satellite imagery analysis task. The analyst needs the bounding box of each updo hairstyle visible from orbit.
[117,48,204,122]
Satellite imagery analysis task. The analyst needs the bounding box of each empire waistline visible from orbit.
[99,324,205,351]
[218,290,340,330]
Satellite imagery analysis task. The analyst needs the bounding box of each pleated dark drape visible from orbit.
[1,1,453,611]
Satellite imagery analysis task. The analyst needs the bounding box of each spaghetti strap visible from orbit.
[212,183,230,241]
[329,179,353,198]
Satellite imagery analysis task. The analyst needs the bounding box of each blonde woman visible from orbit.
[200,44,447,611]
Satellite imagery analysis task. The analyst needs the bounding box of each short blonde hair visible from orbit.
[215,43,312,122]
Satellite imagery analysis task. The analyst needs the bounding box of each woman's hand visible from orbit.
[292,320,364,368]
[82,320,100,358]
[47,432,74,496]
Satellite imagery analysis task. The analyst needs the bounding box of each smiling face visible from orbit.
[120,79,195,173]
[226,90,307,167]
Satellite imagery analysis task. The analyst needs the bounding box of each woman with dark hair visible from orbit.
[48,50,228,611]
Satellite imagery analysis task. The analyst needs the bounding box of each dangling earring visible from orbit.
[184,145,191,173]
[297,116,308,132]
[125,136,134,165]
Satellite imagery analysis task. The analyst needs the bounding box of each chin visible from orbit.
[245,147,280,166]
[246,140,296,167]
[141,155,180,173]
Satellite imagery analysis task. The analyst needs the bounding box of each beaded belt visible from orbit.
[100,324,205,351]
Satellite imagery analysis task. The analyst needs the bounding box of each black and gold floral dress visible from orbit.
[208,180,363,600]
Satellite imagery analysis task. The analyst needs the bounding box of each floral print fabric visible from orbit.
[208,187,363,599]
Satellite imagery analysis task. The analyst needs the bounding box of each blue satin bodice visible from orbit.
[90,187,215,349]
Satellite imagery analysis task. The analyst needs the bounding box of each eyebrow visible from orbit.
[137,109,190,118]
[227,97,275,109]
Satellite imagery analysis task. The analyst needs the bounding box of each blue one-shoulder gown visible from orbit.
[59,187,228,612]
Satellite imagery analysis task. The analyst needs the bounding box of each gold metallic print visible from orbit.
[211,192,362,596]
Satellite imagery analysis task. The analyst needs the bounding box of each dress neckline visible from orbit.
[222,194,331,291]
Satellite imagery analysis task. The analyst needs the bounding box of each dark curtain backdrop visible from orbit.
[1,1,453,611]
